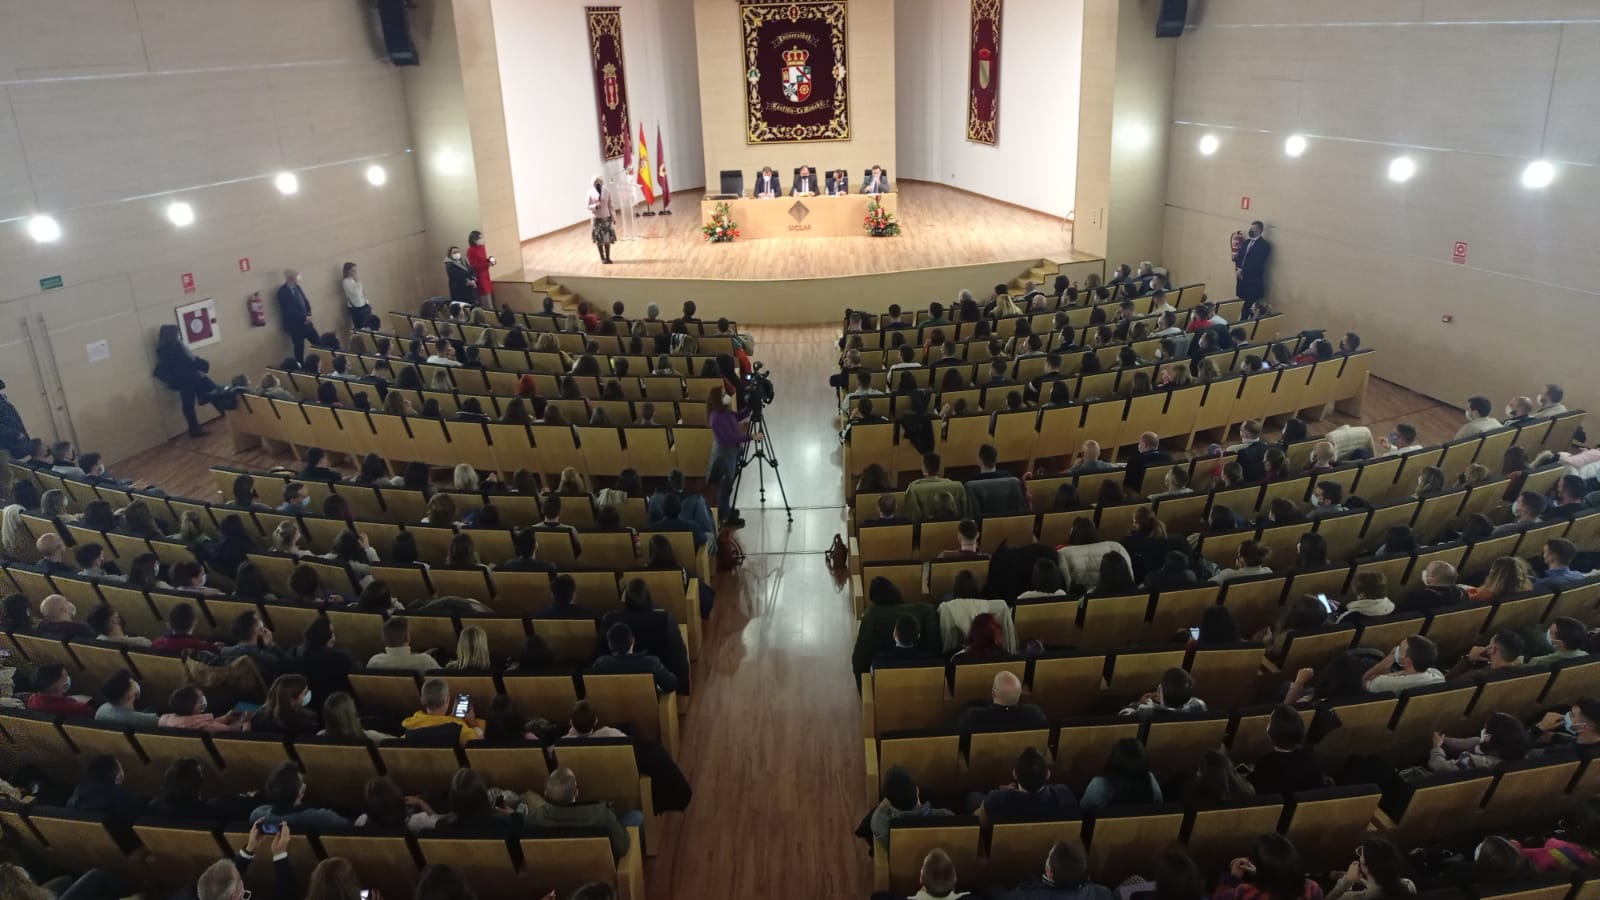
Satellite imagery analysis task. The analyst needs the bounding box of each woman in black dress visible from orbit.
[152,323,213,436]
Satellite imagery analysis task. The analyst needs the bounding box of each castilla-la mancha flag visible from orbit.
[655,124,671,210]
[635,123,655,206]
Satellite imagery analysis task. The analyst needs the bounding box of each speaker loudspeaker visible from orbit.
[1155,0,1188,38]
[377,0,420,66]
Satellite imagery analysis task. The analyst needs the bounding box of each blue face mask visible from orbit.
[300,689,313,707]
[1566,712,1585,733]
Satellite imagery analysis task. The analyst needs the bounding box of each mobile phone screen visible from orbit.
[1317,593,1335,613]
[259,822,281,835]
[452,693,471,718]
[1188,627,1201,640]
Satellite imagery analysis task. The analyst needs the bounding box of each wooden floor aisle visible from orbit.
[111,325,1459,899]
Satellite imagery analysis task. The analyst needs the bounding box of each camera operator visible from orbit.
[714,354,746,407]
[707,385,754,528]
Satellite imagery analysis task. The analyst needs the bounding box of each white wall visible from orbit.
[895,0,1083,217]
[0,0,427,462]
[491,0,705,240]
[1161,1,1600,413]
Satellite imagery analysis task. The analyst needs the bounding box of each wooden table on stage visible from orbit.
[701,193,898,240]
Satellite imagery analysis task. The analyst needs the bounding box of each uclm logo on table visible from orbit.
[782,47,812,103]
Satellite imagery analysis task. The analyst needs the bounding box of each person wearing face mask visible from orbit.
[1454,395,1503,441]
[444,245,478,305]
[1530,618,1592,666]
[251,674,322,737]
[706,385,754,527]
[250,761,351,829]
[25,664,95,716]
[94,669,160,728]
[1534,697,1600,748]
[275,268,320,363]
[278,482,312,513]
[158,685,252,732]
[1503,396,1536,428]
[587,175,617,264]
[1232,220,1272,318]
[1363,636,1444,693]
[1421,712,1531,774]
[1325,838,1414,900]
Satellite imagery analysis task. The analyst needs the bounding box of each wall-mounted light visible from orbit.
[1197,134,1219,156]
[365,164,388,186]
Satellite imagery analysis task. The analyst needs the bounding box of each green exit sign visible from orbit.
[39,275,63,291]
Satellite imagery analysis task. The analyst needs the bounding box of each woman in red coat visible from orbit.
[466,230,495,306]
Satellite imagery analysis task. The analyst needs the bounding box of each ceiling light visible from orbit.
[166,201,195,227]
[1198,134,1219,156]
[27,215,61,243]
[1521,160,1555,189]
[1387,156,1416,183]
[274,172,299,195]
[365,164,388,186]
[1284,135,1307,158]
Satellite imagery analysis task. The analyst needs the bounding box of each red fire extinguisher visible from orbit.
[1229,230,1245,255]
[247,291,265,327]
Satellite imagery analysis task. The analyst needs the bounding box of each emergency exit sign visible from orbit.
[39,275,63,291]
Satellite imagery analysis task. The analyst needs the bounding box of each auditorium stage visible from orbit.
[518,181,1087,280]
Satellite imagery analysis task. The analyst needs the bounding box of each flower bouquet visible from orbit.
[864,199,901,237]
[702,202,740,243]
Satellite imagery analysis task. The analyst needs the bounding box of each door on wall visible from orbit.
[0,297,70,455]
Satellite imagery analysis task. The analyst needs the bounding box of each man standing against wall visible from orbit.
[1233,220,1271,318]
[276,269,319,363]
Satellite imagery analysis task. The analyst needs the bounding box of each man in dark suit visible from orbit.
[753,166,780,199]
[955,671,1049,731]
[1123,431,1174,491]
[276,268,319,362]
[861,165,891,194]
[1233,220,1271,318]
[791,166,817,197]
[826,168,850,196]
[589,623,678,693]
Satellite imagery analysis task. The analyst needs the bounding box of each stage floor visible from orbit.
[519,181,1083,280]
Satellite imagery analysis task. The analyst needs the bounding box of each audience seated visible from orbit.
[94,668,159,728]
[956,671,1049,731]
[971,747,1078,819]
[250,761,352,829]
[34,593,94,639]
[591,623,678,694]
[402,677,485,745]
[1119,667,1206,719]
[1081,738,1162,811]
[871,766,953,848]
[1362,635,1444,694]
[522,767,640,860]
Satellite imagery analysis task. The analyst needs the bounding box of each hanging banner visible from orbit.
[586,7,632,161]
[740,1,850,144]
[966,0,1002,145]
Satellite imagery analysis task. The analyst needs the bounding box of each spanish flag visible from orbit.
[635,123,656,206]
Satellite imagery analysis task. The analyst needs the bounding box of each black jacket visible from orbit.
[276,282,312,334]
[153,342,210,392]
[445,259,478,305]
[599,607,689,692]
[1123,449,1174,492]
[588,651,678,694]
[955,701,1050,732]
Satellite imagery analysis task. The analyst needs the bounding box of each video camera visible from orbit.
[743,362,776,414]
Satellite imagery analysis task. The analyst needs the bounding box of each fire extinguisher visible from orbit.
[1229,230,1245,256]
[247,291,265,327]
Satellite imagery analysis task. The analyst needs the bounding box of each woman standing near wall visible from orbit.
[466,230,495,306]
[152,324,213,437]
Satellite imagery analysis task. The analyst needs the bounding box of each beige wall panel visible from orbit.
[693,0,896,190]
[133,0,385,70]
[0,98,32,221]
[1297,25,1557,157]
[9,72,282,211]
[1190,0,1425,26]
[0,0,147,81]
[1543,24,1600,166]
[1171,29,1302,132]
[267,63,415,169]
[1420,0,1600,21]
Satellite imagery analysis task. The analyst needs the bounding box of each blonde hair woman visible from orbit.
[427,369,454,392]
[555,467,588,496]
[446,625,492,671]
[1197,358,1222,384]
[452,463,480,493]
[1,505,35,563]
[532,332,561,354]
[318,690,394,743]
[1467,556,1533,603]
[171,510,210,544]
[272,520,306,556]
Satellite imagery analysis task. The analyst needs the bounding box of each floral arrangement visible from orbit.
[864,199,901,237]
[702,202,740,243]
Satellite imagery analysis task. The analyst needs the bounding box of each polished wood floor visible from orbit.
[519,182,1081,280]
[111,327,1453,900]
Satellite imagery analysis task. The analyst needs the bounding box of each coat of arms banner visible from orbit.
[740,1,850,144]
[966,0,1002,145]
[586,7,631,161]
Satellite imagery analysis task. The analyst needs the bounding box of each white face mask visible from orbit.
[1309,494,1322,507]
[300,689,313,706]
[451,252,463,261]
[1512,501,1523,518]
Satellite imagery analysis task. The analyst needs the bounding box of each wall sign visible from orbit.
[176,297,221,349]
[1451,241,1468,264]
[39,275,64,291]
[181,272,196,294]
[238,258,252,273]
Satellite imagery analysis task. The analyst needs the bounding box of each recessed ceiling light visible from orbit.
[1284,135,1307,158]
[1198,134,1219,156]
[1521,160,1555,189]
[166,201,195,227]
[27,215,61,243]
[1387,156,1416,183]
[274,172,300,195]
[365,164,388,186]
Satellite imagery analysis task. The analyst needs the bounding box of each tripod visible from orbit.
[734,406,793,522]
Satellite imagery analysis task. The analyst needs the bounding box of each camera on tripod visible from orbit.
[743,362,776,414]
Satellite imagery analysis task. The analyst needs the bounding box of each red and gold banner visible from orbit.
[740,1,850,144]
[586,7,631,161]
[966,0,1002,145]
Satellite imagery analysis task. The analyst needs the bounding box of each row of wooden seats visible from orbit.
[849,471,1582,577]
[852,312,1268,377]
[843,351,1376,482]
[848,407,1583,532]
[286,360,726,413]
[0,607,680,754]
[395,307,740,351]
[859,636,1600,738]
[0,763,644,900]
[842,281,1211,350]
[876,750,1599,894]
[227,393,714,482]
[843,313,1282,398]
[389,312,738,365]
